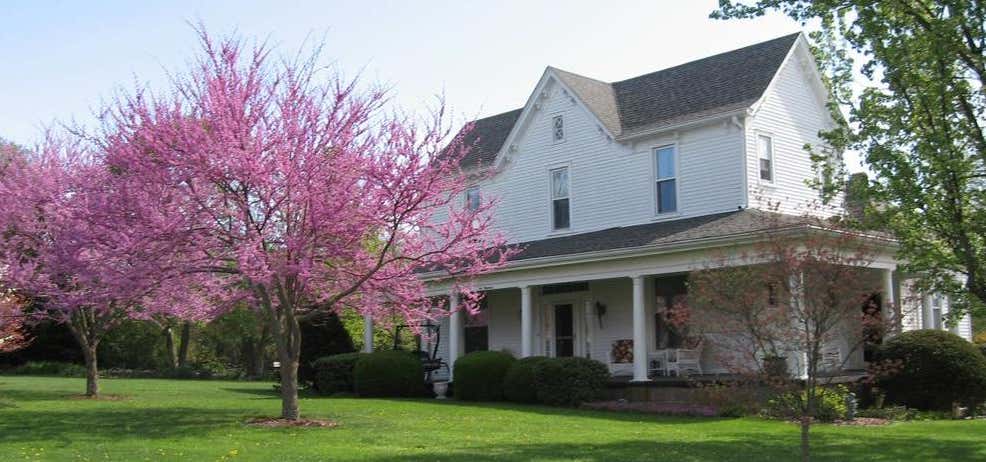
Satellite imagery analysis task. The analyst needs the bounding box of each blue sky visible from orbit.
[2,1,846,166]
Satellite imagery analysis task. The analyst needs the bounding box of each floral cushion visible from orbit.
[611,339,633,363]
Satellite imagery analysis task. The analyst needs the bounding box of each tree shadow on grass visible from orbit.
[370,397,732,425]
[362,433,986,462]
[0,407,249,448]
[221,386,282,399]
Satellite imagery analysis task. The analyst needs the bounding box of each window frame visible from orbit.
[653,143,679,216]
[757,133,775,185]
[551,114,565,143]
[549,165,571,232]
[464,185,480,212]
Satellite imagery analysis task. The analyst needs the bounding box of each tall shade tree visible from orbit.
[713,0,986,320]
[685,211,894,462]
[100,31,511,420]
[0,139,216,397]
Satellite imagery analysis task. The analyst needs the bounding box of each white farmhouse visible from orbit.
[376,33,974,384]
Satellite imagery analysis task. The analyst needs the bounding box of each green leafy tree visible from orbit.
[714,0,986,322]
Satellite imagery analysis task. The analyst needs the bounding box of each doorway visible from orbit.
[553,304,575,357]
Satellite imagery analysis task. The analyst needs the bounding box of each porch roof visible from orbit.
[508,209,805,262]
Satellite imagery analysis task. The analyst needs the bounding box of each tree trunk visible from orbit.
[177,321,192,368]
[279,352,300,420]
[800,416,810,462]
[163,326,178,368]
[81,344,100,398]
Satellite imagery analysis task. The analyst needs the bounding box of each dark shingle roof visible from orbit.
[509,209,806,262]
[612,33,799,135]
[457,109,522,169]
[456,33,800,168]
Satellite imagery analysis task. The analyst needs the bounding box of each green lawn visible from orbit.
[1,376,984,461]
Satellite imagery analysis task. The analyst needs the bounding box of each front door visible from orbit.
[554,304,575,357]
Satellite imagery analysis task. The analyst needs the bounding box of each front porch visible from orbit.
[423,263,900,383]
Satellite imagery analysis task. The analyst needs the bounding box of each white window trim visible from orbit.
[548,164,572,234]
[551,114,565,144]
[652,143,681,217]
[756,132,776,186]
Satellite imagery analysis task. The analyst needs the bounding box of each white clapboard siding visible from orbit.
[477,77,745,245]
[746,40,841,216]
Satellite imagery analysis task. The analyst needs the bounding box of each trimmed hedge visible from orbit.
[453,351,516,401]
[312,352,367,395]
[503,356,550,403]
[534,357,609,406]
[353,350,424,398]
[877,329,986,410]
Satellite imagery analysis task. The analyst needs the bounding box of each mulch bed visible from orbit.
[582,400,718,417]
[246,417,338,428]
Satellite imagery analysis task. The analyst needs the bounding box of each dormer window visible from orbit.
[550,167,570,230]
[552,115,564,142]
[758,134,774,183]
[465,186,480,211]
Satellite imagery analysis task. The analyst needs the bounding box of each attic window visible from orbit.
[552,115,564,142]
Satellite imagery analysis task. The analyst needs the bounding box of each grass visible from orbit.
[1,376,984,461]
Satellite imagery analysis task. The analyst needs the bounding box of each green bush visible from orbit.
[763,385,849,422]
[877,329,986,411]
[312,352,366,395]
[503,356,550,403]
[353,350,424,398]
[533,357,609,406]
[453,351,516,401]
[6,361,86,377]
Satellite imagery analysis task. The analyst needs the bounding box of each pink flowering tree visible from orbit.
[0,138,217,397]
[100,31,511,420]
[684,209,895,461]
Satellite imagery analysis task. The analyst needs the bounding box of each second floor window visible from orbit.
[758,134,774,183]
[655,145,677,214]
[550,167,570,230]
[465,186,480,211]
[552,115,564,142]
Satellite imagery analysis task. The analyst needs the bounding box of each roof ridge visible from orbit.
[616,32,801,85]
[547,66,611,85]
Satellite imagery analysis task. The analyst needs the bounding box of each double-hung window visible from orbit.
[550,167,570,230]
[465,186,480,211]
[655,145,677,214]
[758,134,774,183]
[931,295,944,329]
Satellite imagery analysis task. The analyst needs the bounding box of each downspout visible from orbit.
[732,115,749,209]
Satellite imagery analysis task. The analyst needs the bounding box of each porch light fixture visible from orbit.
[594,302,607,329]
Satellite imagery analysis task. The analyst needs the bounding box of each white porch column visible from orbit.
[631,275,649,382]
[362,314,374,353]
[520,286,533,357]
[882,268,898,333]
[448,291,463,379]
[921,293,933,329]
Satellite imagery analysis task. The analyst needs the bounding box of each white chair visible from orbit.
[667,338,703,377]
[821,346,842,372]
[648,350,669,377]
[608,339,634,376]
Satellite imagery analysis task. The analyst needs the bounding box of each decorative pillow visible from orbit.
[611,339,633,363]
